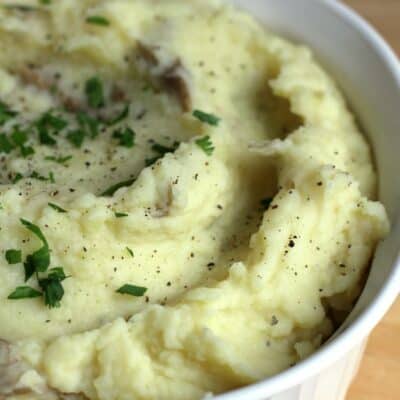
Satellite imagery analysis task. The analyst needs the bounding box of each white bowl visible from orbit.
[213,1,400,399]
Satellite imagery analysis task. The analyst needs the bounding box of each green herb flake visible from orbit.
[66,129,85,148]
[40,112,68,131]
[192,110,220,126]
[8,286,42,300]
[12,173,23,184]
[39,277,64,308]
[20,219,48,246]
[77,112,99,138]
[39,0,51,4]
[195,135,214,156]
[126,247,134,257]
[112,127,135,148]
[115,212,128,218]
[45,155,72,165]
[48,202,67,213]
[11,127,28,146]
[108,104,129,126]
[101,178,136,197]
[116,284,147,297]
[0,101,18,126]
[38,126,56,146]
[28,245,50,273]
[21,145,35,158]
[47,267,67,281]
[86,16,110,27]
[85,77,105,108]
[5,249,22,264]
[0,134,15,154]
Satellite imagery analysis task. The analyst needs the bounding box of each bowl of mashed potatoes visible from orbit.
[0,0,399,400]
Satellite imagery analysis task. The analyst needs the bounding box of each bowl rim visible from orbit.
[215,0,400,398]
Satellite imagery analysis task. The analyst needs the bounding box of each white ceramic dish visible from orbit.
[211,1,400,399]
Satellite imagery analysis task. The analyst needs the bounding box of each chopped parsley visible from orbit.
[5,249,22,264]
[86,16,110,26]
[101,178,136,196]
[8,286,42,300]
[108,104,129,125]
[85,77,105,108]
[0,101,18,126]
[37,125,56,146]
[10,221,67,308]
[0,134,15,153]
[112,127,135,148]
[192,110,220,126]
[20,219,50,276]
[12,173,23,183]
[21,145,35,158]
[20,219,48,246]
[39,112,68,132]
[146,141,180,166]
[10,127,28,146]
[126,247,134,257]
[115,212,128,218]
[195,136,214,156]
[116,284,147,297]
[39,0,51,4]
[48,202,67,213]
[39,272,65,308]
[45,155,72,165]
[66,129,85,148]
[77,112,99,138]
[30,170,55,182]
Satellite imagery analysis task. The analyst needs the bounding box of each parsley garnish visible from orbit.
[45,155,72,165]
[20,219,50,276]
[5,249,22,264]
[20,219,48,245]
[48,202,67,213]
[195,136,214,156]
[12,173,23,183]
[116,284,147,297]
[77,112,99,138]
[112,127,135,147]
[66,129,85,148]
[8,286,42,300]
[13,220,67,308]
[10,127,28,146]
[39,271,65,308]
[192,110,220,126]
[85,77,105,108]
[126,247,134,257]
[39,0,51,4]
[39,112,68,132]
[30,170,54,182]
[21,145,35,158]
[108,104,129,125]
[145,141,180,166]
[86,16,110,26]
[0,134,15,153]
[115,212,128,218]
[101,178,136,196]
[37,125,56,145]
[0,101,17,126]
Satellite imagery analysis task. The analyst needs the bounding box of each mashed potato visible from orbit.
[0,0,389,399]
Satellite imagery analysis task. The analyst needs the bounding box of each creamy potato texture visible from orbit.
[0,0,389,399]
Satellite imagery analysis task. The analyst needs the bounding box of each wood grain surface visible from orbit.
[342,1,400,399]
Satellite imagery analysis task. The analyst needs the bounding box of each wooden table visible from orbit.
[342,2,400,399]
